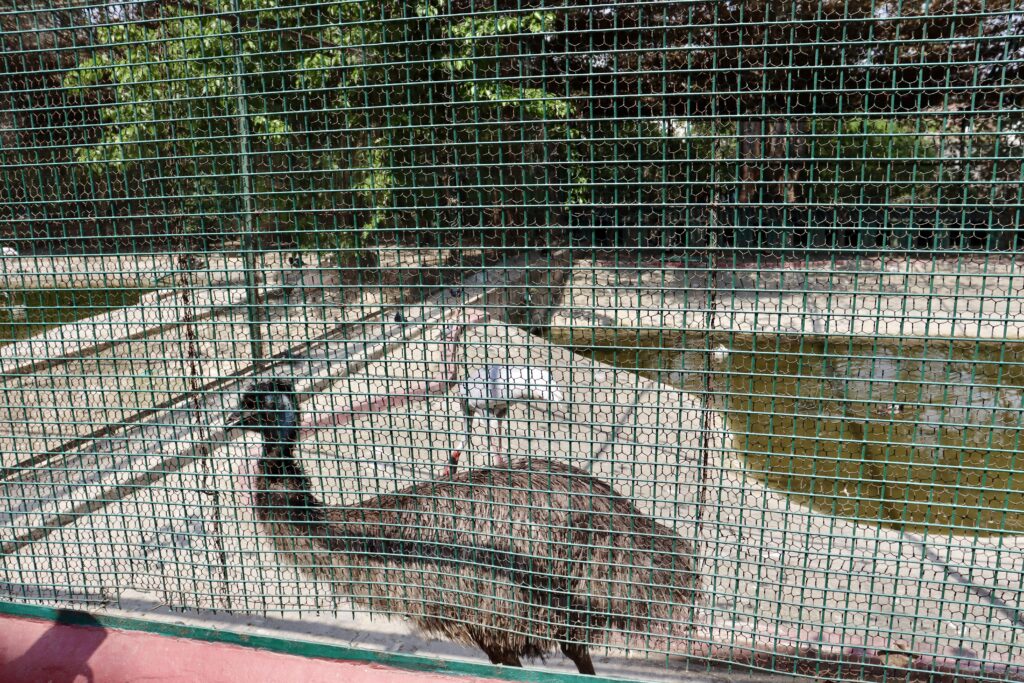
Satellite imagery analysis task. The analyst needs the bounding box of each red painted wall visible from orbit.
[0,613,502,683]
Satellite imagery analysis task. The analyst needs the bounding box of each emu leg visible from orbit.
[560,642,595,676]
[556,596,596,675]
[473,637,522,668]
[484,649,522,668]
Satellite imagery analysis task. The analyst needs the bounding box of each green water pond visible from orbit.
[554,329,1024,535]
[0,287,151,346]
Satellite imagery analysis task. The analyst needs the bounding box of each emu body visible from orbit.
[230,379,696,675]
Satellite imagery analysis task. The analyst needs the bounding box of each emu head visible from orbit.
[227,378,300,446]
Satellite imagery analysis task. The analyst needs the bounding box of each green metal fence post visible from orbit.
[231,0,265,363]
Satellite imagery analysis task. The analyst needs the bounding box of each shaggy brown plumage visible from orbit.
[229,379,697,675]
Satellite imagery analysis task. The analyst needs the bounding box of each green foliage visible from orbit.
[807,118,941,206]
[67,13,252,167]
[61,1,584,243]
[64,6,294,238]
[59,0,959,248]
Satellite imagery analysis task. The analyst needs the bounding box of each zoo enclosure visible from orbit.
[2,1,1024,681]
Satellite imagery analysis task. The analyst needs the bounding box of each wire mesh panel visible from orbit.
[1,0,1023,680]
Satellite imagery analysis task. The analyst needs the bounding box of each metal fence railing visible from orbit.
[2,1,1023,680]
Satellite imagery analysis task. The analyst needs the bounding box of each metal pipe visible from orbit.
[231,0,265,363]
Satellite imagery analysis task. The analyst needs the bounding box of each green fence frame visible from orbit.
[2,1,1023,681]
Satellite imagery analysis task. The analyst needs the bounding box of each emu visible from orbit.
[228,378,697,675]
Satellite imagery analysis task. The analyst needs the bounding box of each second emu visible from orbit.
[228,379,697,675]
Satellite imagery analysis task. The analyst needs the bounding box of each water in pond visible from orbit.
[0,288,150,346]
[556,330,1024,535]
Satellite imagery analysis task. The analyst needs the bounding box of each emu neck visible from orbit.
[257,437,317,508]
[259,439,302,476]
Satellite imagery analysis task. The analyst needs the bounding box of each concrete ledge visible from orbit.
[552,254,1024,342]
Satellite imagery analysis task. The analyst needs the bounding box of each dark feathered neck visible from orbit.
[259,439,302,476]
[257,435,317,509]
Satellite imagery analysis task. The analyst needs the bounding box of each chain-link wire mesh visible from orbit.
[2,0,1023,680]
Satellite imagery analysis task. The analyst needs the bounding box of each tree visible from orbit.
[59,1,587,250]
[489,0,1021,248]
[1,0,102,251]
[37,0,1023,253]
